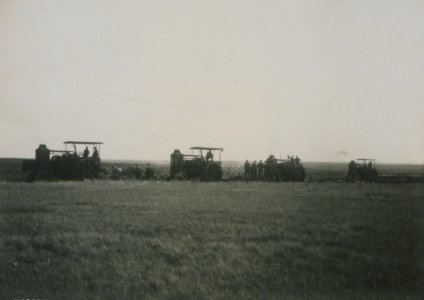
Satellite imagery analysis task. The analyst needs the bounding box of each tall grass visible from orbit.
[0,181,423,299]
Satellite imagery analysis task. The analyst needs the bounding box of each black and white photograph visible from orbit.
[0,0,423,299]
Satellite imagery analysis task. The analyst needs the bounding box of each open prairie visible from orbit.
[1,181,423,299]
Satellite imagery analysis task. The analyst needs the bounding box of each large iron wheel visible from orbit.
[206,164,222,181]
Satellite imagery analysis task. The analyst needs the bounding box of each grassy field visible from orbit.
[1,181,423,299]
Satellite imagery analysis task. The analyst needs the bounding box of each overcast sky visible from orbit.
[1,0,423,163]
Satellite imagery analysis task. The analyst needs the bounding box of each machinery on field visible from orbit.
[264,154,306,182]
[170,146,223,181]
[21,141,103,181]
[346,158,378,182]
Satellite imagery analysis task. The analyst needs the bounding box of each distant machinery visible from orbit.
[21,141,103,181]
[263,154,306,182]
[346,158,378,182]
[170,146,223,181]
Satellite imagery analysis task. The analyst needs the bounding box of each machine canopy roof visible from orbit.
[356,158,376,161]
[64,141,103,145]
[190,146,224,151]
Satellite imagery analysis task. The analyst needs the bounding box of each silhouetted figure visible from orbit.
[251,161,257,180]
[295,155,300,165]
[258,160,264,179]
[92,147,99,158]
[244,160,251,182]
[206,150,213,162]
[83,147,90,158]
[266,155,277,181]
[170,149,185,177]
[145,163,154,180]
[347,160,357,182]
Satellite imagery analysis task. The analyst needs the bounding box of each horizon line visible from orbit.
[1,157,423,166]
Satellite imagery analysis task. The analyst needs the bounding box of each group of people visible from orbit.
[244,160,265,181]
[83,146,99,159]
[112,163,155,180]
[244,155,303,181]
[134,163,155,180]
[287,155,301,166]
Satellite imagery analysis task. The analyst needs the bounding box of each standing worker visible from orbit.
[295,155,300,165]
[244,160,251,182]
[83,146,90,158]
[145,163,154,180]
[258,160,264,180]
[92,147,99,158]
[251,161,257,180]
[347,160,357,182]
[266,155,277,181]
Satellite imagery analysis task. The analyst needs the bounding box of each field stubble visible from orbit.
[0,181,423,299]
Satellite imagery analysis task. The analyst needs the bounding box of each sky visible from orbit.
[0,0,423,163]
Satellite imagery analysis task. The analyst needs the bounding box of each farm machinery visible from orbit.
[21,141,103,181]
[170,146,223,181]
[263,155,306,182]
[346,158,378,182]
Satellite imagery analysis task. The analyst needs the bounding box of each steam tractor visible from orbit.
[264,154,306,182]
[21,141,103,181]
[170,146,223,181]
[346,158,378,182]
